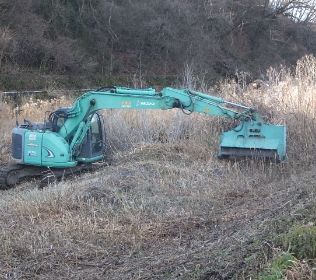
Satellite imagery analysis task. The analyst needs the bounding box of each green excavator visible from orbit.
[0,86,286,189]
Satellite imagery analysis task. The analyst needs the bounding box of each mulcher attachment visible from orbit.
[218,120,286,161]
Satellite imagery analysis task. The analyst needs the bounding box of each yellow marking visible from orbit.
[204,108,210,113]
[121,101,131,105]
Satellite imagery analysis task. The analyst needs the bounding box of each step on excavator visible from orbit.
[0,86,286,189]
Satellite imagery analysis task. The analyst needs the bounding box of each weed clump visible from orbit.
[283,223,316,260]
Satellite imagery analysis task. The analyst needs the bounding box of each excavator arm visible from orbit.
[50,86,285,163]
[58,86,261,138]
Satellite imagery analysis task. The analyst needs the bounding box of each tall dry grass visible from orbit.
[0,55,316,278]
[218,55,316,172]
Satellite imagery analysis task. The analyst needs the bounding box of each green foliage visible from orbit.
[259,253,295,280]
[258,223,316,279]
[283,223,316,260]
[0,76,23,90]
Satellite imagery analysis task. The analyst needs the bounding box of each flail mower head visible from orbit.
[218,120,286,161]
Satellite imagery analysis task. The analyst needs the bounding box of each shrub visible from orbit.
[283,223,316,260]
[259,253,296,280]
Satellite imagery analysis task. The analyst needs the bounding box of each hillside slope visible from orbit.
[0,0,316,90]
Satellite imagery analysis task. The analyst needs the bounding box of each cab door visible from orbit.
[76,112,106,162]
[90,112,104,155]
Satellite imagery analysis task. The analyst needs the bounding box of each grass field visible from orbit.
[1,55,316,279]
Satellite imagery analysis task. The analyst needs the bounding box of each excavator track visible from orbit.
[0,162,108,190]
[0,164,25,190]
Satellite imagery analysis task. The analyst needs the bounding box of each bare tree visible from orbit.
[269,0,316,23]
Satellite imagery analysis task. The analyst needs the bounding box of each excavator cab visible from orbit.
[50,107,71,133]
[76,112,106,162]
[50,109,106,163]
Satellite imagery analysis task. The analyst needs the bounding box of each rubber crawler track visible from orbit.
[0,162,108,190]
[0,165,25,190]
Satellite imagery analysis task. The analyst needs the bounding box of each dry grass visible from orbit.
[1,55,316,279]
